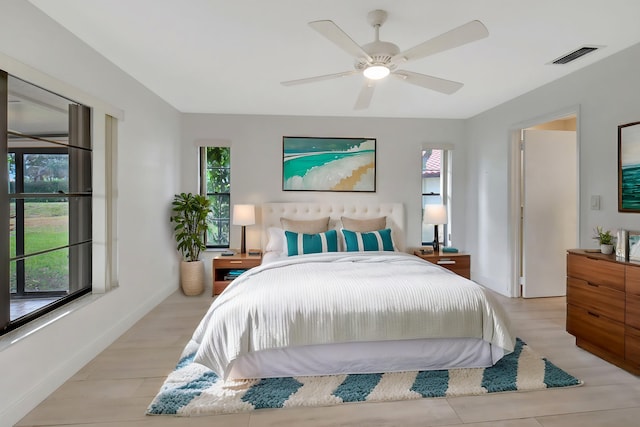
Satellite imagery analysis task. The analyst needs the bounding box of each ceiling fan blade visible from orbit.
[354,80,376,110]
[391,20,488,65]
[392,70,463,94]
[281,70,359,86]
[309,20,373,62]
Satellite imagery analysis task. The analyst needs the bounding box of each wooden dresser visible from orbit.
[566,249,640,374]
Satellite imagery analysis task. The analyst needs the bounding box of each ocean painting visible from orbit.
[619,122,640,212]
[283,137,376,192]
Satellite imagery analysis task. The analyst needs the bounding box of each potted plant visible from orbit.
[170,192,211,295]
[593,226,615,255]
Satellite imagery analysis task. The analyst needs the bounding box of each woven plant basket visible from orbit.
[180,260,204,296]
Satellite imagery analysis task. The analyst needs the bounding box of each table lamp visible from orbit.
[232,204,255,254]
[423,204,448,252]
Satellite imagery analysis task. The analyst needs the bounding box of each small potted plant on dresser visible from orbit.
[170,192,211,295]
[594,226,615,255]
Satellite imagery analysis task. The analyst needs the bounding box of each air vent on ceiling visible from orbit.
[551,46,600,65]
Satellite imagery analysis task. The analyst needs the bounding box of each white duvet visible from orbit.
[192,251,515,379]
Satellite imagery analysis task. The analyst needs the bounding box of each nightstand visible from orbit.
[413,250,471,279]
[212,252,262,296]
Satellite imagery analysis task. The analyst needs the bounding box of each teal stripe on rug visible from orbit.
[147,370,218,415]
[242,377,303,409]
[543,358,582,388]
[176,352,196,369]
[481,337,524,393]
[333,373,382,402]
[411,370,449,397]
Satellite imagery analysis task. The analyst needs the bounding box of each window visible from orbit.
[421,148,451,246]
[200,147,230,248]
[1,72,92,335]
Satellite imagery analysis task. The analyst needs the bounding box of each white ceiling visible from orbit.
[29,0,640,119]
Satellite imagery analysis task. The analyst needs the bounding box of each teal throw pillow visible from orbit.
[285,229,338,256]
[342,228,395,252]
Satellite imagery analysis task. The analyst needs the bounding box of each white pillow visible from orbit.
[265,227,287,256]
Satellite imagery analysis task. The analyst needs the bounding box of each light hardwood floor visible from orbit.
[15,288,640,427]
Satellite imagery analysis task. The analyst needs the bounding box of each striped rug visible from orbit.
[146,338,582,416]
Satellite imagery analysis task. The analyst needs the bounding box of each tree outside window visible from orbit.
[201,147,230,247]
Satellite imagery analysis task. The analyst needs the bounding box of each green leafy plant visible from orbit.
[593,226,614,245]
[170,193,212,262]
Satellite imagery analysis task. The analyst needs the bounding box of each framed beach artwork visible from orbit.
[282,136,376,192]
[619,121,640,212]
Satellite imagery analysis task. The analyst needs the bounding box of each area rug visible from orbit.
[146,338,582,416]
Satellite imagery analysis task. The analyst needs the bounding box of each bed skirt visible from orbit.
[227,337,504,379]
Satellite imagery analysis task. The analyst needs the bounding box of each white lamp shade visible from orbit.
[232,204,255,226]
[423,204,448,225]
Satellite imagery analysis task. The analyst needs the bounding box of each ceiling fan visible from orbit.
[281,10,489,110]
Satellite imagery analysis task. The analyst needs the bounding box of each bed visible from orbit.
[192,202,515,380]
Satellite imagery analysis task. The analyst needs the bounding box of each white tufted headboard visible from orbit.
[261,202,405,252]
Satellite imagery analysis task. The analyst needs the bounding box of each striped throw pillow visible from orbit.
[285,229,338,256]
[342,228,395,252]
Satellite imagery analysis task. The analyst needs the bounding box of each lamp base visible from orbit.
[240,226,246,254]
[432,225,440,252]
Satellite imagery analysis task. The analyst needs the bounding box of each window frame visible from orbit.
[421,147,452,247]
[200,146,230,249]
[1,71,93,335]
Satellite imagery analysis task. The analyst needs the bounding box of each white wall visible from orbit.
[466,41,640,296]
[181,114,467,281]
[0,2,182,424]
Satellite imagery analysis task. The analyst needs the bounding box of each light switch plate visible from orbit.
[590,195,600,210]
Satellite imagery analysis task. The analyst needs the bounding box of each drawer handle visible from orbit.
[586,282,599,287]
[229,261,242,264]
[437,260,456,265]
[587,311,600,318]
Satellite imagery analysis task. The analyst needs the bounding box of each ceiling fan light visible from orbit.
[363,65,390,80]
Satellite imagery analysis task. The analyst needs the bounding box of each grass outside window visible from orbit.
[10,202,69,292]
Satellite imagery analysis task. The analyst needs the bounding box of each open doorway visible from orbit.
[509,114,579,298]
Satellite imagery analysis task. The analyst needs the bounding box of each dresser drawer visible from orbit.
[626,293,640,330]
[567,304,624,357]
[567,253,625,291]
[414,252,471,279]
[436,257,470,278]
[435,256,470,269]
[566,276,625,323]
[627,264,640,296]
[215,258,256,269]
[626,326,640,365]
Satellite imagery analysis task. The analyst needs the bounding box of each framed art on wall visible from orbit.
[619,121,640,212]
[282,136,376,192]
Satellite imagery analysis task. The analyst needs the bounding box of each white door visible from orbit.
[522,130,577,298]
